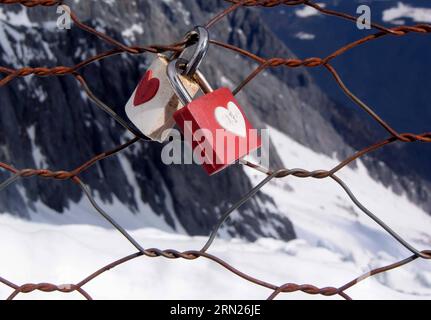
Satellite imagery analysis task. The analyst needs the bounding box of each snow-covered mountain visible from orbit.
[263,0,431,131]
[0,0,430,299]
[0,127,430,299]
[262,0,431,212]
[0,0,302,241]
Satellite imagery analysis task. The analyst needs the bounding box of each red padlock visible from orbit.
[167,58,262,175]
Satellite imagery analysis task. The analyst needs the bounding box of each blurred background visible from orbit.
[0,0,430,299]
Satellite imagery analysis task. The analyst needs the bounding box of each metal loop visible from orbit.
[167,58,214,106]
[180,26,209,76]
[167,58,192,106]
[195,70,214,94]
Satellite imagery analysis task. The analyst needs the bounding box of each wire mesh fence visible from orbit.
[0,0,430,300]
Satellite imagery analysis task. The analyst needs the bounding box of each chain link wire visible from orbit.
[0,0,430,300]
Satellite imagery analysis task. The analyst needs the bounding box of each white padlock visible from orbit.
[125,54,200,142]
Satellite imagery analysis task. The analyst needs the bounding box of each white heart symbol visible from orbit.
[214,101,247,138]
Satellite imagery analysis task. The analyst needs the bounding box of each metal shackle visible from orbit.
[180,26,210,77]
[167,26,212,106]
[167,58,213,106]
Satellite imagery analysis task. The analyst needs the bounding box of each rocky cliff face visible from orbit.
[262,0,431,213]
[0,0,427,242]
[0,0,302,241]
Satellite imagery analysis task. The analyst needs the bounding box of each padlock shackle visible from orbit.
[195,69,214,95]
[181,26,209,77]
[167,58,192,106]
[167,58,214,106]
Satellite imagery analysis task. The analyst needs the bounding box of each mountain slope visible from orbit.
[0,0,309,241]
[0,0,429,242]
[262,0,431,212]
[0,128,429,299]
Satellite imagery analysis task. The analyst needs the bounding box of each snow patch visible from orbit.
[295,3,326,18]
[0,126,430,299]
[295,32,316,40]
[26,125,48,168]
[383,2,431,24]
[122,24,144,42]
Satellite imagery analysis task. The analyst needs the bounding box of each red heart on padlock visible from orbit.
[133,70,160,106]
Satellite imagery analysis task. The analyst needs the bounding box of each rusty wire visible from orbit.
[0,0,430,300]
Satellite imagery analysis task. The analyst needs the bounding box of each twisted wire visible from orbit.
[0,0,430,300]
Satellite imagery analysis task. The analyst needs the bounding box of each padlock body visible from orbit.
[125,55,200,142]
[174,88,261,175]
